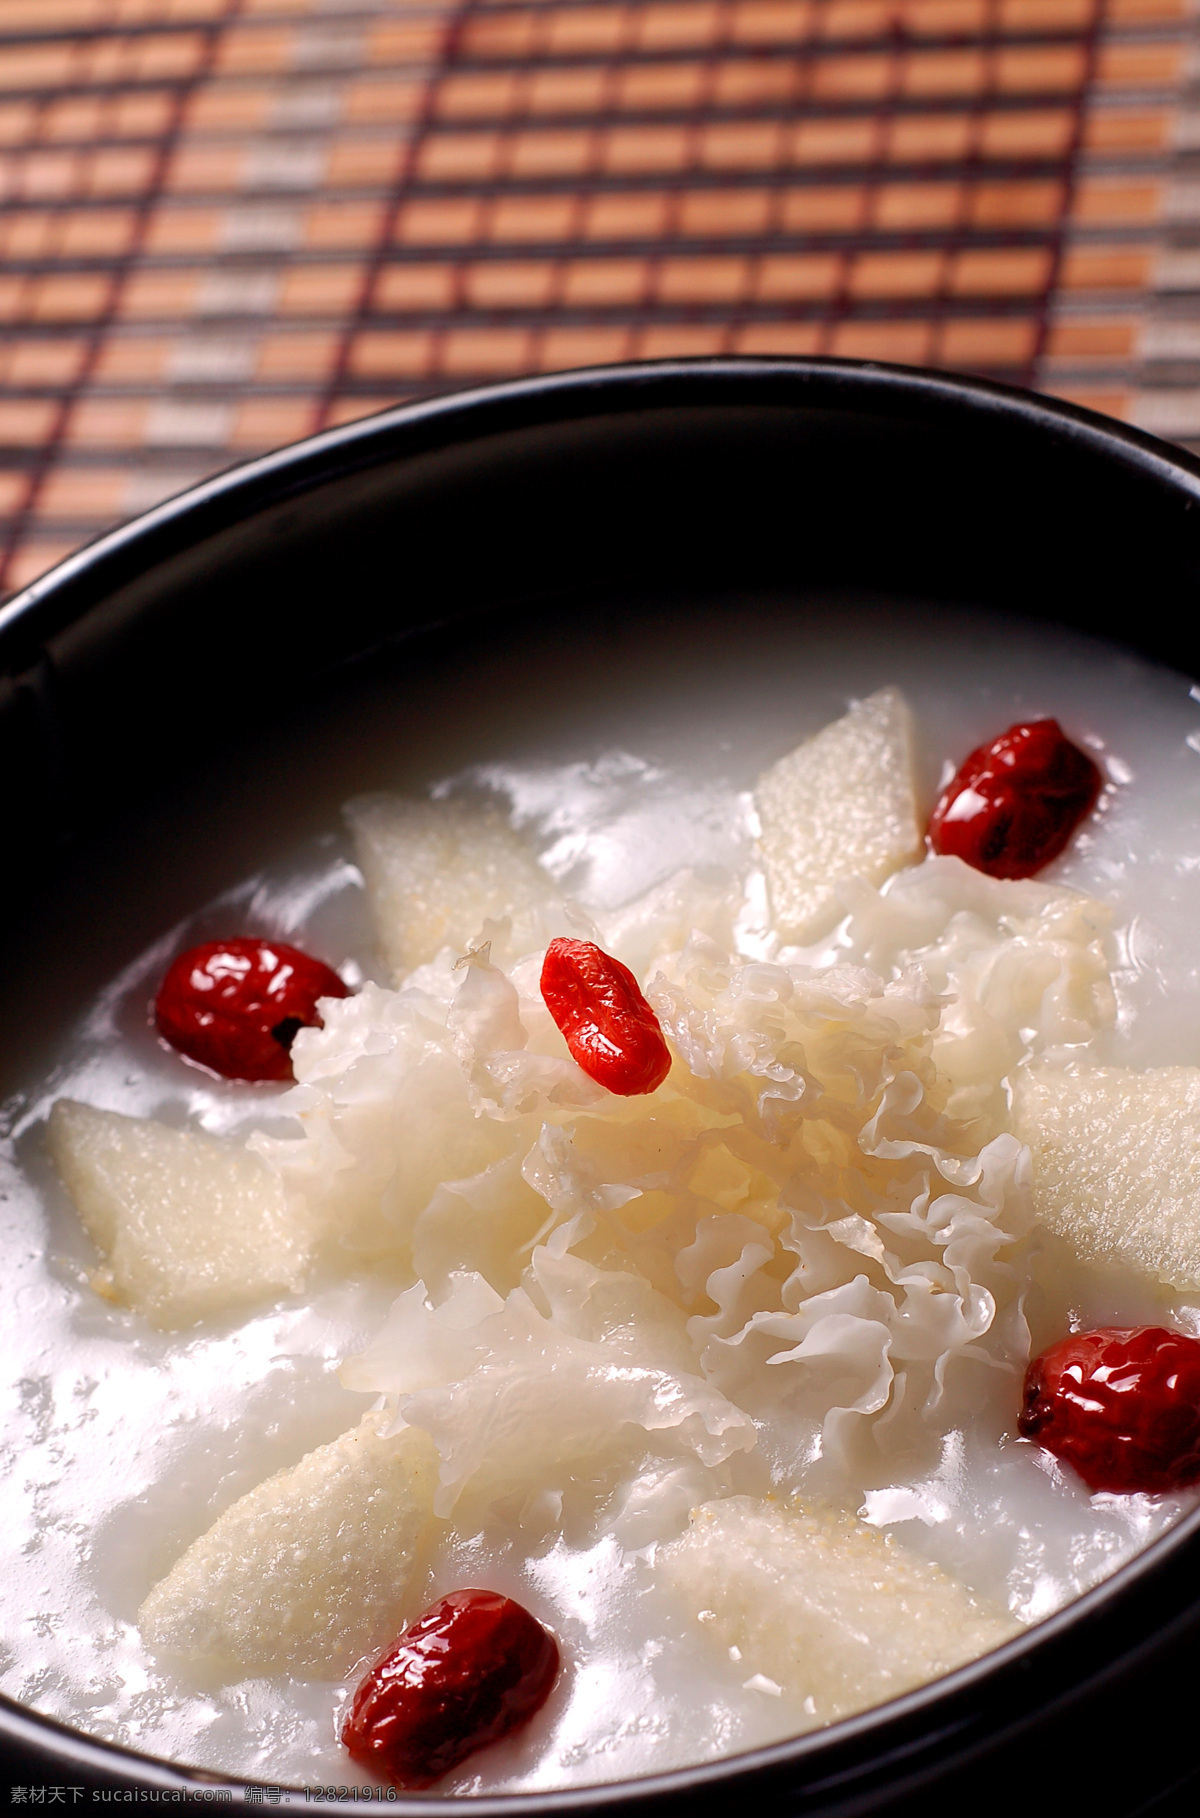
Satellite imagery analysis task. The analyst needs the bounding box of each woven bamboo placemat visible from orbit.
[0,0,1197,598]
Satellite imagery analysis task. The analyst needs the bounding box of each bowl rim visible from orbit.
[5,353,1200,1809]
[5,351,1200,661]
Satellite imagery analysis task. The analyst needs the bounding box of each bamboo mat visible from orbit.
[0,0,1197,599]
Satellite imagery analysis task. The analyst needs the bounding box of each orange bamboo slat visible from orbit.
[0,0,1194,591]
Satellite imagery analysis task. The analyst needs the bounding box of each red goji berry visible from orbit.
[1019,1326,1200,1495]
[342,1590,560,1789]
[540,937,671,1096]
[928,719,1101,880]
[154,938,349,1083]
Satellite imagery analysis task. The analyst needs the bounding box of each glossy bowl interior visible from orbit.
[3,357,1200,1815]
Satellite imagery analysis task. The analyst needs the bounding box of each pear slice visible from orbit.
[755,686,922,943]
[47,1099,312,1328]
[346,794,554,982]
[1013,1064,1200,1289]
[661,1496,1018,1724]
[139,1415,437,1679]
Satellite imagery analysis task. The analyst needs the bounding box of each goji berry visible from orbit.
[540,937,671,1096]
[928,719,1101,879]
[342,1590,560,1789]
[154,938,349,1082]
[1019,1326,1200,1495]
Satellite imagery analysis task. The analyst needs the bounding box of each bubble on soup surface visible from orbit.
[660,1496,1020,1724]
[47,1099,315,1327]
[1012,1065,1200,1289]
[754,686,923,944]
[139,1414,437,1678]
[346,794,559,981]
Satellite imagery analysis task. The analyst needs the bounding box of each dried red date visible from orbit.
[928,718,1101,880]
[154,938,349,1082]
[540,937,671,1096]
[342,1590,559,1789]
[1019,1326,1200,1495]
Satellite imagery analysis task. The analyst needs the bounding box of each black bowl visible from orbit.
[3,356,1200,1816]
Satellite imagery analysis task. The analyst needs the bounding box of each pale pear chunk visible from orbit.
[346,794,554,982]
[661,1498,1018,1724]
[1012,1064,1200,1289]
[47,1099,312,1328]
[139,1416,437,1679]
[755,686,923,942]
